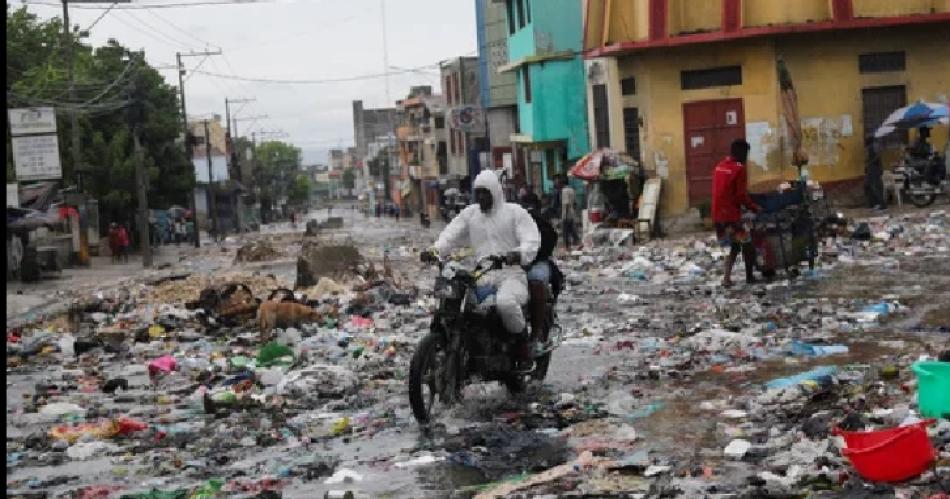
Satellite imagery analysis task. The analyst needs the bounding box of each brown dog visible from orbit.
[257,301,322,342]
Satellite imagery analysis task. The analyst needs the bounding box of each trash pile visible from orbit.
[234,240,281,263]
[5,210,950,498]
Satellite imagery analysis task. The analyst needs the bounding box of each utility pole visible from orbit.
[61,0,82,191]
[224,98,255,175]
[128,62,152,268]
[203,120,219,241]
[176,49,221,247]
[133,132,152,268]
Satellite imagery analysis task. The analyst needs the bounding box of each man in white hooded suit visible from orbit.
[429,170,541,348]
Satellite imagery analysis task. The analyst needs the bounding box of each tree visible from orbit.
[253,140,301,214]
[342,168,356,190]
[6,6,192,230]
[287,174,310,207]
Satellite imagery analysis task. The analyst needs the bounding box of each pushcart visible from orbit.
[749,180,820,279]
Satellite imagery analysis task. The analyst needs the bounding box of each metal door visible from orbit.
[683,98,745,206]
[862,86,906,146]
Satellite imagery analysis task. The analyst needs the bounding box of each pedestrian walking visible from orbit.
[864,136,886,210]
[712,139,762,287]
[108,223,121,263]
[174,219,185,246]
[560,181,580,249]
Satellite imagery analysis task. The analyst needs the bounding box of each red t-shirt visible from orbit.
[711,156,758,223]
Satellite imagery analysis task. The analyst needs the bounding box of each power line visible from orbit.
[145,8,219,49]
[121,9,196,49]
[22,0,276,9]
[183,55,209,83]
[109,9,190,49]
[81,1,119,33]
[188,64,443,85]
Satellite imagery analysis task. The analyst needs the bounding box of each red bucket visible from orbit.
[833,419,936,483]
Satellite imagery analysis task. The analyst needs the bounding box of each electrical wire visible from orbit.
[22,0,276,9]
[188,64,442,85]
[145,8,220,50]
[122,9,196,49]
[109,10,190,50]
[81,1,118,33]
[183,55,209,83]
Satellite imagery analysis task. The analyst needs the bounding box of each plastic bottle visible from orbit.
[58,333,75,358]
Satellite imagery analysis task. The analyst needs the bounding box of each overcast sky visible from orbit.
[21,0,477,164]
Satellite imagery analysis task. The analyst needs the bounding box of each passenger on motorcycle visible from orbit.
[518,193,564,355]
[424,170,541,361]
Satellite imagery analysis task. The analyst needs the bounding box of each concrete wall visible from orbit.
[488,106,518,150]
[481,0,517,107]
[599,24,949,217]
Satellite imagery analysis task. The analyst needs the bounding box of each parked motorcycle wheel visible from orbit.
[909,189,936,208]
[409,333,448,424]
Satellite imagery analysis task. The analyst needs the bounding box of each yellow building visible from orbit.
[583,0,950,216]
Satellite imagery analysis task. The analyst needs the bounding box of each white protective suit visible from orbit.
[434,170,541,334]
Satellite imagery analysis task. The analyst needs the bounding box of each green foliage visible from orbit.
[288,174,311,206]
[342,168,356,190]
[6,6,191,228]
[253,140,302,209]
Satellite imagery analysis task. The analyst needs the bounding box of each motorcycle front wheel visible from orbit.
[409,333,449,424]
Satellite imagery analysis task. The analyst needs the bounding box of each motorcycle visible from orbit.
[408,254,562,425]
[894,153,948,207]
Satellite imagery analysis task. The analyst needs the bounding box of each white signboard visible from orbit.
[7,184,19,207]
[12,134,62,180]
[8,107,57,136]
[192,155,229,183]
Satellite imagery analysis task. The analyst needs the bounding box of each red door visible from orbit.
[683,98,745,206]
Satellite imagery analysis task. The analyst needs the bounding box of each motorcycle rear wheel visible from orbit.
[409,333,448,424]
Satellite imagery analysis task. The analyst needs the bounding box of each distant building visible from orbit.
[440,56,486,184]
[395,85,447,220]
[352,100,401,159]
[476,0,519,177]
[187,115,246,235]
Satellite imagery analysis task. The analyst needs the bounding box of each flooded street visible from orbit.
[6,208,950,498]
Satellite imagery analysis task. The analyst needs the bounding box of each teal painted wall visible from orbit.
[508,0,590,162]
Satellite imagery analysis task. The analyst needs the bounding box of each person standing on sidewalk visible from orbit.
[560,180,580,250]
[712,139,761,287]
[117,223,131,263]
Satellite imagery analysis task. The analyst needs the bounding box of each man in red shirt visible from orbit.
[712,139,761,287]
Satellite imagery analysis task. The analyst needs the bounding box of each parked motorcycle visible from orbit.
[408,254,562,425]
[894,154,948,207]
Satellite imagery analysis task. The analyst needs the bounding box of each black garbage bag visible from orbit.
[851,222,871,241]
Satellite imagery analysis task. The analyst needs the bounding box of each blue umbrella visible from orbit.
[875,101,949,138]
